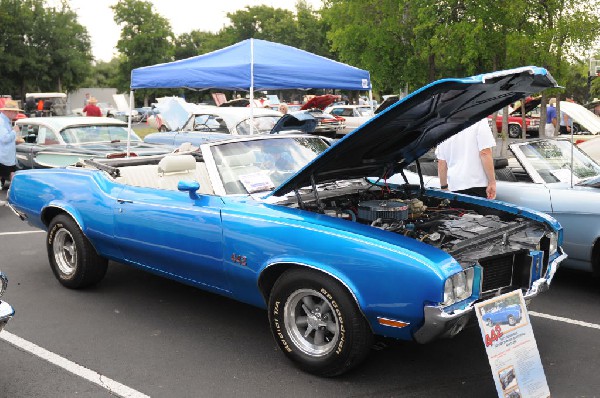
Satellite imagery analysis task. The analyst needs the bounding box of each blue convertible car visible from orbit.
[482,304,522,327]
[7,67,566,376]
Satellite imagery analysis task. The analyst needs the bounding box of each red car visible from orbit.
[488,97,541,138]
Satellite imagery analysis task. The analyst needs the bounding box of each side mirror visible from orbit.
[177,180,200,199]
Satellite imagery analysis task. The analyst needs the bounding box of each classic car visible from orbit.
[399,137,600,274]
[489,107,540,138]
[294,95,345,138]
[15,117,172,169]
[7,67,565,376]
[0,271,14,332]
[289,109,344,138]
[144,98,283,137]
[323,104,374,135]
[482,304,522,327]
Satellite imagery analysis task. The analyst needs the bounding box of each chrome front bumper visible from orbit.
[413,252,567,344]
[0,301,14,332]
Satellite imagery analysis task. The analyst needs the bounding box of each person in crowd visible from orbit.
[436,118,497,199]
[0,100,24,191]
[278,103,288,114]
[36,99,44,116]
[559,98,575,135]
[84,92,91,106]
[545,98,558,137]
[82,97,102,117]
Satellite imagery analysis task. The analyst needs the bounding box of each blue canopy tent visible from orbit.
[130,38,371,91]
[126,39,372,152]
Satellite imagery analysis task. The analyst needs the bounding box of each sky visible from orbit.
[65,0,324,62]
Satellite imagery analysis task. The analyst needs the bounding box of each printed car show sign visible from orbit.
[475,290,550,398]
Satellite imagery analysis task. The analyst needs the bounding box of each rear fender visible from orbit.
[41,202,85,231]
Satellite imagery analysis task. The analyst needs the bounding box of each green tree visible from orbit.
[112,0,175,101]
[0,0,91,98]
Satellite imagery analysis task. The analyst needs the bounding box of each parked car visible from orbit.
[290,109,344,139]
[293,95,345,138]
[323,104,374,135]
[0,270,14,332]
[144,105,285,147]
[488,106,540,139]
[15,117,172,169]
[482,304,522,327]
[7,67,564,376]
[399,137,600,274]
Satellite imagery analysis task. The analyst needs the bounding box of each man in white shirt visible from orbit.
[435,118,497,199]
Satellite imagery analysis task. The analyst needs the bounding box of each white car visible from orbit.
[324,105,374,135]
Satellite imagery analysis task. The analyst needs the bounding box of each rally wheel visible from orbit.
[507,315,517,326]
[268,268,372,376]
[47,214,108,289]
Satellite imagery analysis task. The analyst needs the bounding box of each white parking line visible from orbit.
[0,231,44,236]
[529,311,600,330]
[0,331,150,398]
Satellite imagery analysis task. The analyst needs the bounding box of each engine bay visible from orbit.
[290,181,551,271]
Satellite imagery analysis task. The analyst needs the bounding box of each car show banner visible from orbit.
[475,290,550,398]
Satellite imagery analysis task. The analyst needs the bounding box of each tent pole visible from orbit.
[250,38,255,135]
[368,89,374,113]
[127,89,134,157]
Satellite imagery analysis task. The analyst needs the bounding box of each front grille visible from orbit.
[480,254,515,292]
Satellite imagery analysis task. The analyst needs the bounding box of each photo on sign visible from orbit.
[504,386,522,398]
[478,294,527,334]
[498,365,518,391]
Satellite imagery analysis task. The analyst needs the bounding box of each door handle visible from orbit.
[117,199,133,204]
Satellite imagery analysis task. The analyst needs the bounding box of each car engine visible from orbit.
[288,181,555,299]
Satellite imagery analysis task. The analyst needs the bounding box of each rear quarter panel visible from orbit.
[8,168,124,259]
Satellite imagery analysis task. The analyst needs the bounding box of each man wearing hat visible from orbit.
[82,97,102,117]
[0,100,23,191]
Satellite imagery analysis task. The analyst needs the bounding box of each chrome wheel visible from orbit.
[53,228,77,276]
[284,288,339,357]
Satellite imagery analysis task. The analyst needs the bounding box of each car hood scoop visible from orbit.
[271,66,557,197]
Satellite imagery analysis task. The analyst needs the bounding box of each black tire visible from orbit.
[508,124,522,138]
[268,268,373,376]
[159,125,168,132]
[486,318,493,327]
[507,315,516,326]
[47,214,108,289]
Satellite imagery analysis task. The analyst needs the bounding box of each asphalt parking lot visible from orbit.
[1,187,599,398]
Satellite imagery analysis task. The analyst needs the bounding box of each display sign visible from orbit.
[475,290,550,398]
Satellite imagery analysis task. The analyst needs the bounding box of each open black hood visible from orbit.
[271,67,557,197]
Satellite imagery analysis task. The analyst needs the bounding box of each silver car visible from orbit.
[0,271,14,332]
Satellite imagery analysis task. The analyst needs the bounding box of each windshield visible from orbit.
[60,125,141,144]
[211,137,329,194]
[516,140,600,183]
[235,116,282,135]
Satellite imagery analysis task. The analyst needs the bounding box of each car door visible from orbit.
[113,185,228,291]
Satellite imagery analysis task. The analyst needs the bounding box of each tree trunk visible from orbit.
[500,106,509,157]
[520,100,526,140]
[540,92,547,138]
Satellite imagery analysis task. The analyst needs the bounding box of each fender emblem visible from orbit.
[231,253,247,266]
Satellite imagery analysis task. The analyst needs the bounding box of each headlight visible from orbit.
[0,272,7,298]
[442,268,474,306]
[547,232,558,256]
